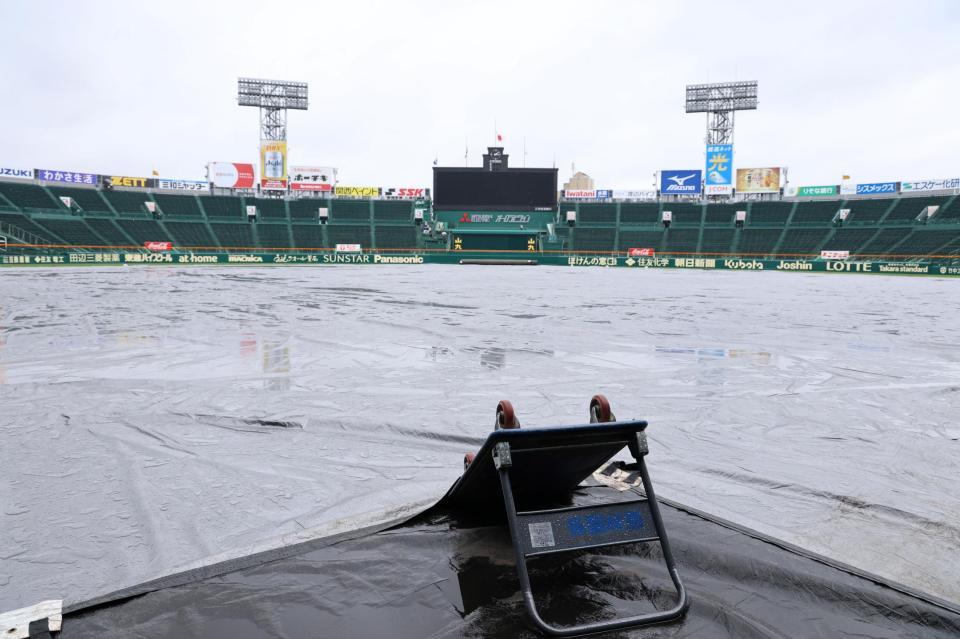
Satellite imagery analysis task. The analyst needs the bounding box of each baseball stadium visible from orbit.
[2,4,960,639]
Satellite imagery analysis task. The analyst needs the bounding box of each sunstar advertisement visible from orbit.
[260,140,287,190]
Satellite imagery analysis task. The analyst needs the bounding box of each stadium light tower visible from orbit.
[237,78,309,141]
[685,81,758,145]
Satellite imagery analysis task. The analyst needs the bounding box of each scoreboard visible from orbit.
[452,233,538,251]
[433,167,558,212]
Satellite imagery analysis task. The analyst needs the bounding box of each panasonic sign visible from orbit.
[660,170,703,195]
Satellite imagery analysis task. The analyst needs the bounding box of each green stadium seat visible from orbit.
[373,200,413,223]
[747,202,792,226]
[152,193,202,218]
[777,228,831,256]
[251,198,287,219]
[103,189,153,216]
[200,196,245,218]
[291,224,325,249]
[577,203,617,225]
[820,228,880,252]
[619,203,660,225]
[0,182,62,211]
[664,203,702,226]
[257,223,293,249]
[115,219,168,244]
[736,228,783,257]
[699,228,735,255]
[289,198,327,221]
[845,198,891,224]
[330,200,370,222]
[792,201,841,225]
[32,218,108,247]
[164,221,218,249]
[661,228,699,254]
[210,223,254,248]
[858,228,910,256]
[374,226,417,249]
[616,229,663,252]
[0,212,60,242]
[85,218,134,246]
[47,186,112,213]
[328,225,371,247]
[703,204,738,225]
[888,229,960,258]
[883,196,949,223]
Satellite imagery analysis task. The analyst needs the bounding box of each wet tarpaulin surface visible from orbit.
[66,484,960,638]
[1,266,959,613]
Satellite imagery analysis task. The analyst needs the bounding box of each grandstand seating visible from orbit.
[373,200,413,223]
[662,228,700,254]
[330,200,370,222]
[748,202,793,226]
[778,228,832,255]
[573,228,616,252]
[164,221,218,248]
[291,224,325,249]
[577,203,617,224]
[256,223,293,249]
[47,186,112,213]
[3,182,959,261]
[845,198,891,225]
[252,198,287,220]
[210,222,254,248]
[792,201,840,225]
[85,218,135,246]
[152,193,201,218]
[374,226,417,249]
[735,228,783,257]
[666,203,703,227]
[699,228,735,255]
[619,203,660,225]
[0,183,62,211]
[103,189,152,216]
[883,196,949,223]
[200,195,245,219]
[115,219,168,244]
[289,198,325,221]
[616,229,663,252]
[32,218,108,247]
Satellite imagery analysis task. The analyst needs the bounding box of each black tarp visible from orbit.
[65,483,960,638]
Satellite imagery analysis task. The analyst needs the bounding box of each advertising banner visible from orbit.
[335,244,362,252]
[659,170,702,195]
[901,178,960,193]
[260,140,287,190]
[704,144,733,195]
[796,185,838,197]
[289,166,336,192]
[144,242,173,251]
[106,175,154,189]
[36,168,98,185]
[563,189,611,199]
[381,187,430,199]
[334,186,381,198]
[820,250,850,260]
[627,248,655,257]
[157,178,208,192]
[611,190,657,200]
[856,182,898,195]
[841,182,857,195]
[736,167,781,194]
[0,166,35,180]
[208,162,255,189]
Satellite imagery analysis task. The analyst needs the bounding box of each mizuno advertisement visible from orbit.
[660,170,702,195]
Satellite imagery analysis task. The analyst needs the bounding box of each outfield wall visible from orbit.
[2,250,959,277]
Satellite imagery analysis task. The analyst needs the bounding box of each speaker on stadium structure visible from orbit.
[662,210,672,228]
[835,208,850,227]
[246,205,257,223]
[566,210,576,227]
[735,210,746,228]
[414,208,424,225]
[144,201,160,219]
[318,207,329,224]
[103,178,114,191]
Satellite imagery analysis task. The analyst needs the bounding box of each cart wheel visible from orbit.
[590,394,615,423]
[496,400,519,430]
[464,452,475,470]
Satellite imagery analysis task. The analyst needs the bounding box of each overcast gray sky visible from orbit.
[1,0,957,189]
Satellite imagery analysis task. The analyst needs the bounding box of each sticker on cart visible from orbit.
[528,522,556,548]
